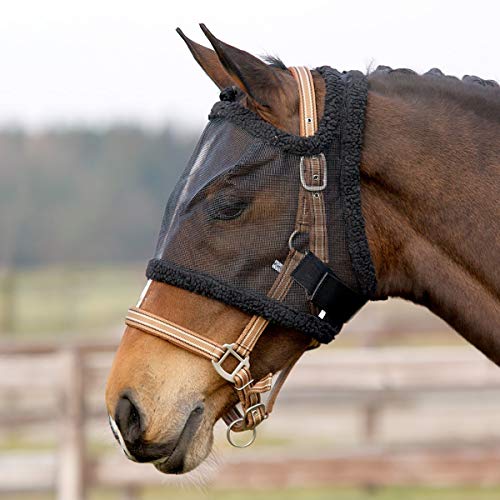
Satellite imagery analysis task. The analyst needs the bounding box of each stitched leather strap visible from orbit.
[290,66,318,135]
[126,307,225,361]
[289,66,329,265]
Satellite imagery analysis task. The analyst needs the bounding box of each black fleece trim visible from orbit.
[146,258,340,344]
[209,67,345,156]
[340,72,378,296]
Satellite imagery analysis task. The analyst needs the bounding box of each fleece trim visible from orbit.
[338,71,378,296]
[147,258,340,344]
[209,67,345,156]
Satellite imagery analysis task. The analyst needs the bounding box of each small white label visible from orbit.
[318,310,326,319]
[272,260,283,273]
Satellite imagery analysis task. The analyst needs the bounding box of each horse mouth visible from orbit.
[153,404,205,474]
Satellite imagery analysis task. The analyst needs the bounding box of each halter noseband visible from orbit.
[126,67,343,447]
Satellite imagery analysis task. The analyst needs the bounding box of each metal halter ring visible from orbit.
[289,229,308,252]
[226,418,257,448]
[288,229,309,254]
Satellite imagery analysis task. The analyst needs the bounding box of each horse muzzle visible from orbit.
[108,394,205,474]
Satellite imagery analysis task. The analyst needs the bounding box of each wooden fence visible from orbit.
[1,342,500,498]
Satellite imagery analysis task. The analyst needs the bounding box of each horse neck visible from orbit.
[359,80,500,363]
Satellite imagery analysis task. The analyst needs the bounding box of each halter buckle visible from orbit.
[244,402,267,421]
[212,343,250,383]
[299,155,327,191]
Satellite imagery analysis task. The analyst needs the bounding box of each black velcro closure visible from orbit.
[291,252,367,328]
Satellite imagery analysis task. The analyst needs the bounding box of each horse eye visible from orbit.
[210,198,248,221]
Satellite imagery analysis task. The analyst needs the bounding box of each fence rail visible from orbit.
[1,342,500,499]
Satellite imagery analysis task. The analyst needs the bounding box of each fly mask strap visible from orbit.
[125,66,328,447]
[289,66,329,267]
[232,67,328,358]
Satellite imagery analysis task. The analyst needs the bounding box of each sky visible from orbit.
[1,0,498,131]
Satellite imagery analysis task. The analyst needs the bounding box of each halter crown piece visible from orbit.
[125,66,375,447]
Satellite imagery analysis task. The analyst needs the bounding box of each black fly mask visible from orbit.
[146,66,377,344]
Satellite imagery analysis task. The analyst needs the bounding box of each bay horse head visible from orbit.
[106,25,500,474]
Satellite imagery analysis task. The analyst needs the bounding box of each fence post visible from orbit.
[362,400,381,444]
[57,347,86,500]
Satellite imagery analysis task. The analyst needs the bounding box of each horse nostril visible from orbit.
[192,402,204,416]
[115,395,143,444]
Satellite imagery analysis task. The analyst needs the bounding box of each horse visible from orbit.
[105,25,500,474]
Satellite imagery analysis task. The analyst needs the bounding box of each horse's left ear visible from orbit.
[176,28,235,90]
[199,24,295,116]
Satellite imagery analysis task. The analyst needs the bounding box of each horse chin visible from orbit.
[153,422,214,475]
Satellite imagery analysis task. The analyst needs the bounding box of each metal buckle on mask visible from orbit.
[300,155,327,192]
[211,343,250,383]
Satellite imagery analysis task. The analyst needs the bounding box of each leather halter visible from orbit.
[125,67,328,447]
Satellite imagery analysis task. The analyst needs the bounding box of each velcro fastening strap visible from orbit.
[291,252,367,327]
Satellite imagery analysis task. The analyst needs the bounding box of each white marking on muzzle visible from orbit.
[108,415,137,462]
[136,279,152,308]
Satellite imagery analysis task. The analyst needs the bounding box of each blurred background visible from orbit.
[1,1,499,499]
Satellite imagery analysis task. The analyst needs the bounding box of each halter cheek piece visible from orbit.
[125,67,366,447]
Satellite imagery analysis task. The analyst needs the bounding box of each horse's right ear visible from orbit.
[176,28,235,90]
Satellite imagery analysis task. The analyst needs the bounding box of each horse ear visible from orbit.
[176,28,235,90]
[199,24,293,111]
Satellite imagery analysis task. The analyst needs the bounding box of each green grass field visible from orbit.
[0,264,145,336]
[6,486,500,500]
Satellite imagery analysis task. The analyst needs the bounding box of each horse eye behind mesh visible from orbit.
[209,198,248,221]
